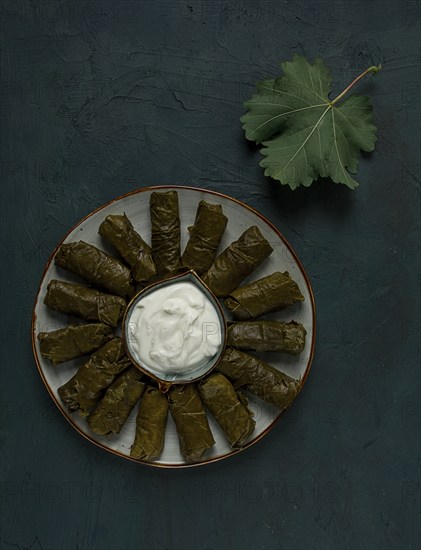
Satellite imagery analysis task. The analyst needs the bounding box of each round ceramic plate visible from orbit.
[32,186,315,468]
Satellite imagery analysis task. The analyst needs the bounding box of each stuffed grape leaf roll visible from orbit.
[130,386,169,461]
[216,348,299,410]
[181,201,228,275]
[202,226,273,297]
[198,373,255,448]
[44,280,126,327]
[225,271,304,320]
[38,322,112,366]
[55,241,135,298]
[168,383,215,462]
[150,191,182,278]
[98,214,157,286]
[227,320,306,354]
[87,367,145,436]
[58,338,131,416]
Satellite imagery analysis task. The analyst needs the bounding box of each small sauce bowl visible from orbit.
[122,270,227,392]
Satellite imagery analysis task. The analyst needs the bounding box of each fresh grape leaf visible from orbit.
[241,55,381,190]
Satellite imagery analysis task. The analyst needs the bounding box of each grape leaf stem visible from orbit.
[330,64,382,106]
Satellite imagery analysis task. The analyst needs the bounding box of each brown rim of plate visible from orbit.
[31,185,316,469]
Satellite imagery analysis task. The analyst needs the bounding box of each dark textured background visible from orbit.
[1,1,420,549]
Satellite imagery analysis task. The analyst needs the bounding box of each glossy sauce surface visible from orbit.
[127,281,222,375]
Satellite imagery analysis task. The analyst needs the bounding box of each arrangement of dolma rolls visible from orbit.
[37,191,308,464]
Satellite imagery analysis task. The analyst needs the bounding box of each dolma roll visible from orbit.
[202,226,273,297]
[181,201,228,275]
[168,383,215,462]
[44,280,126,327]
[227,320,306,354]
[216,348,299,410]
[98,214,157,286]
[87,367,145,436]
[58,338,131,416]
[131,386,169,461]
[150,191,182,278]
[198,373,255,448]
[38,323,112,366]
[225,271,304,320]
[55,241,135,298]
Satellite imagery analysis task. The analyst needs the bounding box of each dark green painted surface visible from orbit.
[1,1,419,549]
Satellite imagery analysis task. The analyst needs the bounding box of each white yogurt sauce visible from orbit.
[127,281,222,375]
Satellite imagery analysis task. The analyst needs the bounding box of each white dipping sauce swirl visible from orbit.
[128,282,222,375]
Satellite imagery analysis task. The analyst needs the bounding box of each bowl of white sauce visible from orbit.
[123,270,227,391]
